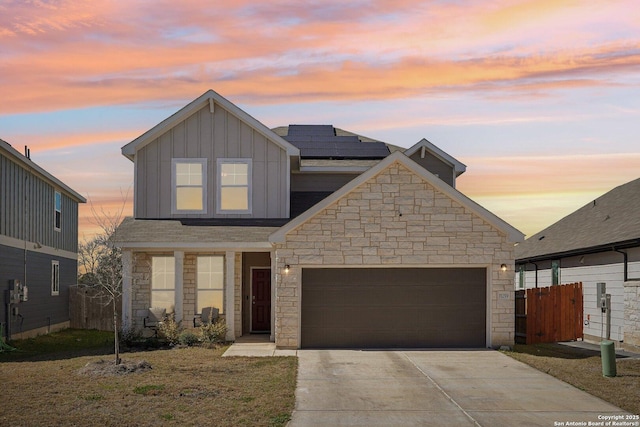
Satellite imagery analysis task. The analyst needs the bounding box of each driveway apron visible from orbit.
[289,349,625,426]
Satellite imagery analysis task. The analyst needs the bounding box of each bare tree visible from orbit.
[79,189,129,365]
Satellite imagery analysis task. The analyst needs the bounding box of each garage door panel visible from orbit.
[301,268,486,348]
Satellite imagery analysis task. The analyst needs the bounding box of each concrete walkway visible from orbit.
[289,349,627,426]
[221,335,297,357]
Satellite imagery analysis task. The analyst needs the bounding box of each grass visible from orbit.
[505,343,640,415]
[0,328,115,360]
[0,329,298,427]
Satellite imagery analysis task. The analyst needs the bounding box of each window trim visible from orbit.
[171,158,207,215]
[51,260,60,296]
[216,158,252,214]
[54,191,61,231]
[196,255,225,314]
[151,256,175,312]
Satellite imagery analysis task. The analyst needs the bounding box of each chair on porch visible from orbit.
[193,307,219,328]
[144,307,166,336]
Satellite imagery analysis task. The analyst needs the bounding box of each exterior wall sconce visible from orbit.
[284,265,290,273]
[500,264,507,272]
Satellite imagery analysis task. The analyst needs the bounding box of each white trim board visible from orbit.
[0,234,78,260]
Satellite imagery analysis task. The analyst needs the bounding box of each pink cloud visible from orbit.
[1,1,638,114]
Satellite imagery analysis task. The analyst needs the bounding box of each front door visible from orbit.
[251,268,271,332]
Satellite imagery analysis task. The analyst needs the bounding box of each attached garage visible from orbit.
[301,267,487,348]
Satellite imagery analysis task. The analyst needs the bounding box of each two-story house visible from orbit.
[116,90,524,349]
[1,138,86,340]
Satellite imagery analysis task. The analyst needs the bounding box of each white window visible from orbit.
[172,159,207,214]
[217,158,251,214]
[197,256,224,313]
[51,260,60,296]
[151,256,175,312]
[54,191,61,231]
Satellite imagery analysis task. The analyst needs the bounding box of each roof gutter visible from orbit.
[516,238,640,264]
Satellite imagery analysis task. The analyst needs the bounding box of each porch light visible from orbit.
[284,265,290,273]
[500,264,507,272]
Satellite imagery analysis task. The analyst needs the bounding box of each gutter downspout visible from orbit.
[531,262,539,289]
[613,248,628,282]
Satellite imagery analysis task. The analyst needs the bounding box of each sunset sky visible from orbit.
[1,0,639,241]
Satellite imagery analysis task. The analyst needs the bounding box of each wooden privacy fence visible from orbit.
[69,284,122,331]
[515,282,583,345]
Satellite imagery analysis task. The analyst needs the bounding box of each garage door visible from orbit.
[301,268,486,348]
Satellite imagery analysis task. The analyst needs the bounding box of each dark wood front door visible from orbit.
[251,269,271,332]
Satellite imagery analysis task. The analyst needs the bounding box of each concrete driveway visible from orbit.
[289,349,626,426]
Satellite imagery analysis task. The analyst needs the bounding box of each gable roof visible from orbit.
[0,138,86,203]
[121,90,300,161]
[515,177,640,261]
[270,151,524,243]
[404,138,467,176]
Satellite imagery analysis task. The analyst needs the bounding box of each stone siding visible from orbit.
[275,162,515,348]
[624,281,640,350]
[128,251,240,336]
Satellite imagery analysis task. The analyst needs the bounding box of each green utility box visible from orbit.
[600,340,617,377]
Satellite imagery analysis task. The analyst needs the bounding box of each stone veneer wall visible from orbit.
[624,281,640,350]
[234,252,242,337]
[130,252,153,332]
[274,162,515,349]
[129,251,242,336]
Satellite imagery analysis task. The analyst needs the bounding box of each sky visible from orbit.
[1,0,639,241]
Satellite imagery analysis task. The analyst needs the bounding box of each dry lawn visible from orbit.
[0,337,297,427]
[505,343,640,415]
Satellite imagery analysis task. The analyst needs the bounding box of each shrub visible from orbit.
[157,313,181,345]
[178,331,199,346]
[119,327,142,348]
[199,319,227,344]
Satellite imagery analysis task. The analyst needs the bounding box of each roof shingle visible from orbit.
[515,177,640,261]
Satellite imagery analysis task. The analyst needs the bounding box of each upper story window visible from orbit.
[172,159,207,214]
[54,191,62,231]
[217,158,251,214]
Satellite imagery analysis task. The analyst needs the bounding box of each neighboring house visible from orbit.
[1,138,86,340]
[515,177,640,349]
[116,90,524,349]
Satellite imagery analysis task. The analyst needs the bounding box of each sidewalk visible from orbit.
[222,335,297,357]
[557,340,640,359]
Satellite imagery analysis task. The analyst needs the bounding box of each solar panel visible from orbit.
[283,125,390,159]
[287,125,334,137]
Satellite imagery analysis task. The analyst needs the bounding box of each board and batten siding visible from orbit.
[134,104,288,219]
[0,152,79,253]
[408,152,455,187]
[520,248,640,342]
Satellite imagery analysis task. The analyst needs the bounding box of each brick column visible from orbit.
[174,251,184,323]
[121,250,133,331]
[624,281,640,349]
[225,251,235,341]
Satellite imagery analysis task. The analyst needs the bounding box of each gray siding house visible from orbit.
[116,90,524,349]
[515,177,640,350]
[1,138,86,340]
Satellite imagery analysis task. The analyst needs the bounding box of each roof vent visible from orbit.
[538,235,545,241]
